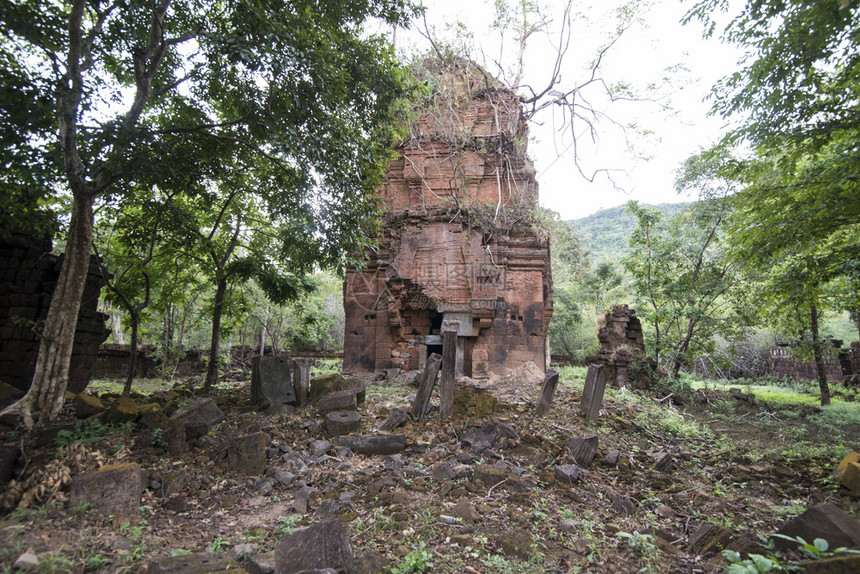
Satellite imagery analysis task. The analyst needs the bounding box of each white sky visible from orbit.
[396,0,742,220]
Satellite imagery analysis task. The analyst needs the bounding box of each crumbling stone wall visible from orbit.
[0,231,108,393]
[768,340,849,383]
[343,58,552,379]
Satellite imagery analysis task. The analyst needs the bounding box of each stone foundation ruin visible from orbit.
[343,57,552,380]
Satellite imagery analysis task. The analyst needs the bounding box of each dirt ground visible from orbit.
[0,370,858,573]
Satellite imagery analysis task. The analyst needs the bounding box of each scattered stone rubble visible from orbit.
[1,367,859,572]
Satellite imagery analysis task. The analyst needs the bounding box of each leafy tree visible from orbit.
[0,0,419,427]
[625,197,737,378]
[685,1,858,402]
[581,261,624,319]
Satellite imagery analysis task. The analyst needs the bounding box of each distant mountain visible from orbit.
[568,202,690,261]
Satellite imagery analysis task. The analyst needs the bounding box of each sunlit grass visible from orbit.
[87,378,175,395]
[554,365,587,388]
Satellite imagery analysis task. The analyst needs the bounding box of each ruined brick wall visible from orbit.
[0,231,109,393]
[595,305,648,387]
[768,342,846,383]
[343,58,552,379]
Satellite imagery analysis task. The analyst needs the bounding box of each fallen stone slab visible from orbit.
[251,356,296,411]
[318,390,358,414]
[274,520,354,574]
[69,462,147,524]
[142,552,247,573]
[689,523,734,556]
[378,408,408,431]
[774,504,860,551]
[309,373,349,402]
[227,432,267,476]
[564,435,598,468]
[332,435,406,456]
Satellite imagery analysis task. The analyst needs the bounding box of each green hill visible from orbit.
[568,202,689,261]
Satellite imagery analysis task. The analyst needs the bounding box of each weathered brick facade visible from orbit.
[0,231,109,393]
[343,58,552,379]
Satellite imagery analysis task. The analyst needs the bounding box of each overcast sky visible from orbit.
[396,0,742,220]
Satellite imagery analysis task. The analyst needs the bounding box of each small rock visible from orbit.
[231,543,260,559]
[228,432,268,476]
[553,464,581,484]
[164,494,188,513]
[559,518,582,533]
[379,408,408,431]
[382,455,404,473]
[253,477,274,495]
[104,397,139,425]
[314,499,340,520]
[355,547,388,574]
[74,393,105,418]
[142,552,244,573]
[310,440,332,458]
[601,450,621,467]
[462,423,500,452]
[497,530,534,560]
[431,462,456,481]
[13,552,39,570]
[655,504,676,518]
[266,467,296,487]
[611,493,636,516]
[451,500,481,522]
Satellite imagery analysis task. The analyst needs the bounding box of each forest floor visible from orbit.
[0,364,858,573]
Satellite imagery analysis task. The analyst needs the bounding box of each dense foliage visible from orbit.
[0,0,419,425]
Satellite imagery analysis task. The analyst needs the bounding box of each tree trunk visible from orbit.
[123,310,140,398]
[111,308,125,345]
[1,197,95,427]
[810,303,831,406]
[205,277,227,391]
[171,304,190,378]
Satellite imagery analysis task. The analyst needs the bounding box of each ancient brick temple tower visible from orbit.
[343,57,553,380]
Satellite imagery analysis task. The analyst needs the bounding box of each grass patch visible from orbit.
[88,378,175,395]
[555,365,588,388]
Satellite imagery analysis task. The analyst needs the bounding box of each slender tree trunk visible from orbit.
[810,303,831,406]
[205,277,227,391]
[123,310,140,398]
[110,307,125,344]
[1,197,94,427]
[171,304,190,379]
[671,318,699,379]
